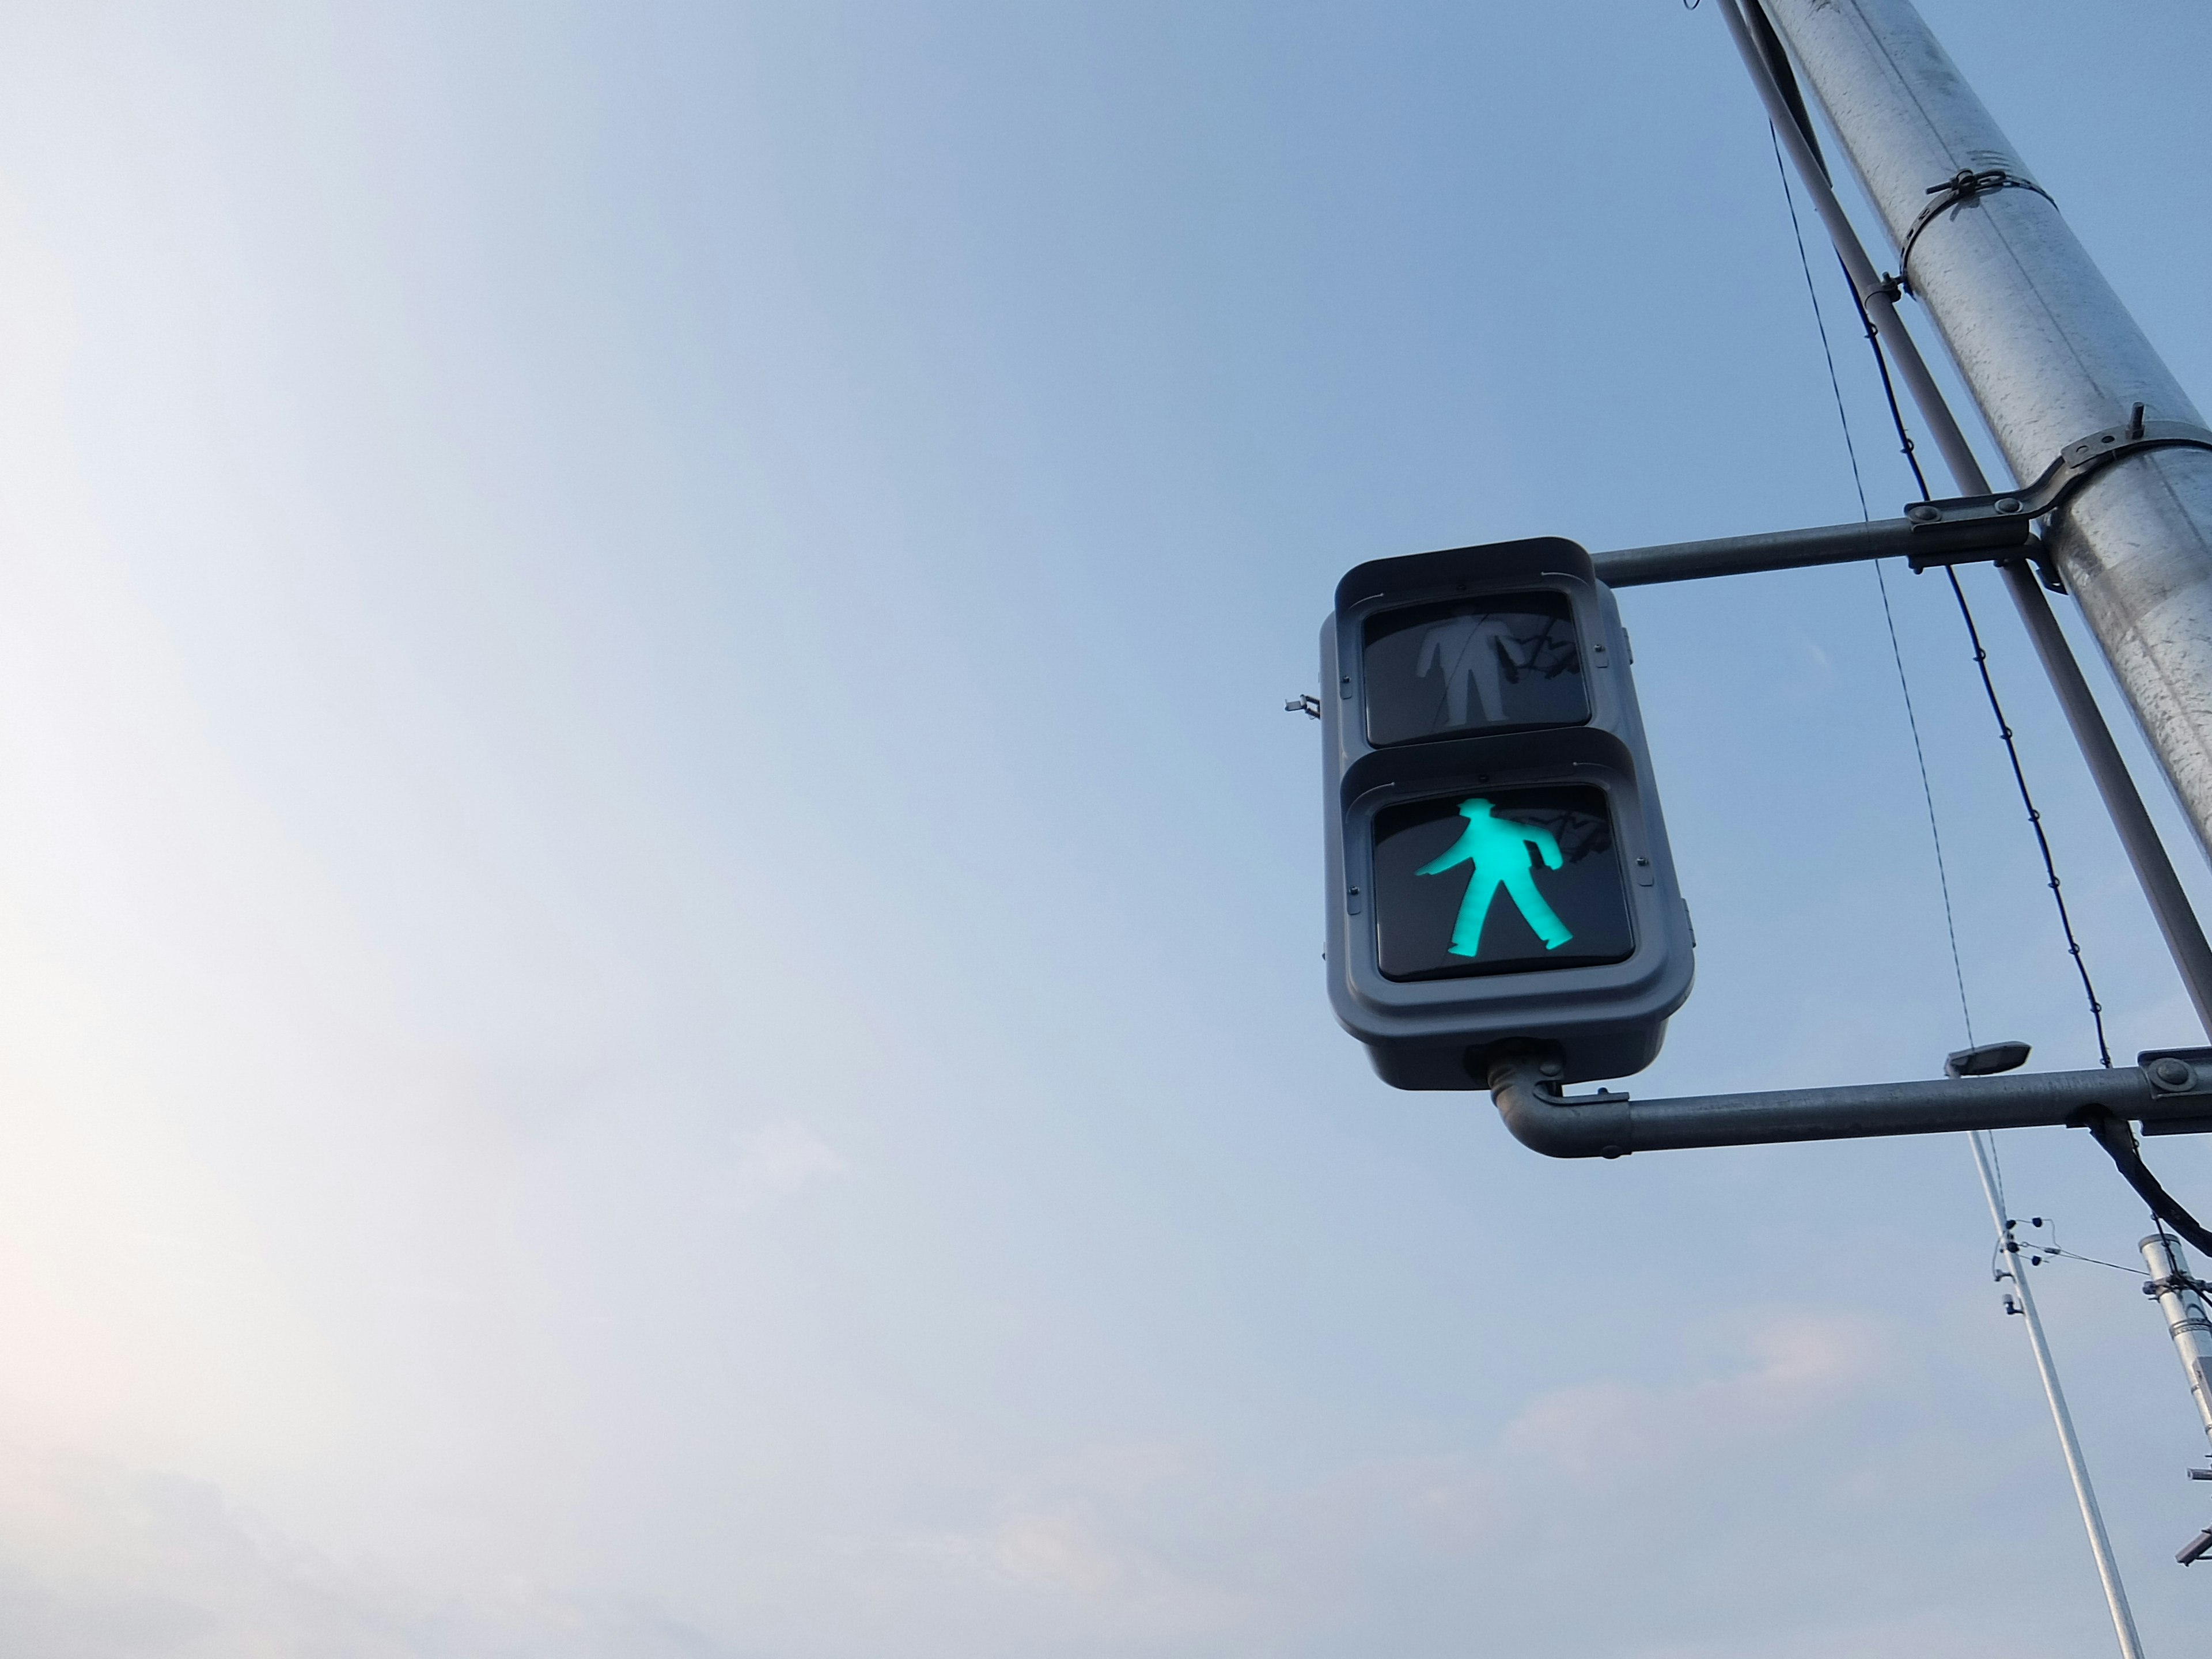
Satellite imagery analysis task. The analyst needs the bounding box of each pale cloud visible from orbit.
[988,1507,1131,1595]
[889,1437,1260,1648]
[1619,1608,1998,1659]
[0,1313,2014,1658]
[882,1321,1904,1651]
[1501,1311,1892,1481]
[0,1440,741,1659]
[729,1121,850,1204]
[902,1496,1257,1649]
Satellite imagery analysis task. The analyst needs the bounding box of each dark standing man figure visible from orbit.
[1415,613,1527,727]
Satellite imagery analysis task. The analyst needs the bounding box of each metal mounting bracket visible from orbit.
[1903,411,2212,592]
[2139,1046,2212,1137]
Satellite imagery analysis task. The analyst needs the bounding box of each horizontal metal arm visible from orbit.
[1592,513,2031,587]
[1483,1048,2212,1159]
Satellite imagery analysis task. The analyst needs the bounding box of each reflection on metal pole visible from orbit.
[1715,0,2212,1033]
[1767,0,2212,873]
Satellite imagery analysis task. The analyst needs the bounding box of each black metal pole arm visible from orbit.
[1591,514,2030,588]
[1484,1048,2196,1160]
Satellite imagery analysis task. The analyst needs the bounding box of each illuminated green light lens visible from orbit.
[1372,786,1634,982]
[1416,797,1575,954]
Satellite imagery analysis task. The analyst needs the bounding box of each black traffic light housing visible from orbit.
[1321,536,1694,1088]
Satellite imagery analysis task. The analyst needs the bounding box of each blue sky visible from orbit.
[0,2,2208,1654]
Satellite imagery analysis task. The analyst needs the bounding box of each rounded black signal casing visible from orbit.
[1321,536,1694,1088]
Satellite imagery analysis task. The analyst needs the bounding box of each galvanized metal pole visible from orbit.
[1717,0,2212,1037]
[1762,0,2212,873]
[1970,1132,2146,1659]
[2002,571,2212,1039]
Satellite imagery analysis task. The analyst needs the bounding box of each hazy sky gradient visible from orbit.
[0,3,2209,1654]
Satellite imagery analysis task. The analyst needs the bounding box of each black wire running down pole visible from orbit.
[1829,262,2117,1061]
[2089,1113,2212,1257]
[1942,566,2114,1066]
[1773,139,1980,1044]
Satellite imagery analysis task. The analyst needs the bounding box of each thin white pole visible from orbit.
[1969,1130,2146,1659]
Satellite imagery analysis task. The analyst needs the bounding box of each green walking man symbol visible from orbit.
[1416,797,1575,956]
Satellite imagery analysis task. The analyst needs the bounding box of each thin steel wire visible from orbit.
[1770,125,1975,1043]
[1837,243,2113,1070]
[1940,569,2113,1067]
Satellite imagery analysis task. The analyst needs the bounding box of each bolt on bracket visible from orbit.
[1904,412,2212,592]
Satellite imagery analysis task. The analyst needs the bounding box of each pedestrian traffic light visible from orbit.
[1320,536,1694,1088]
